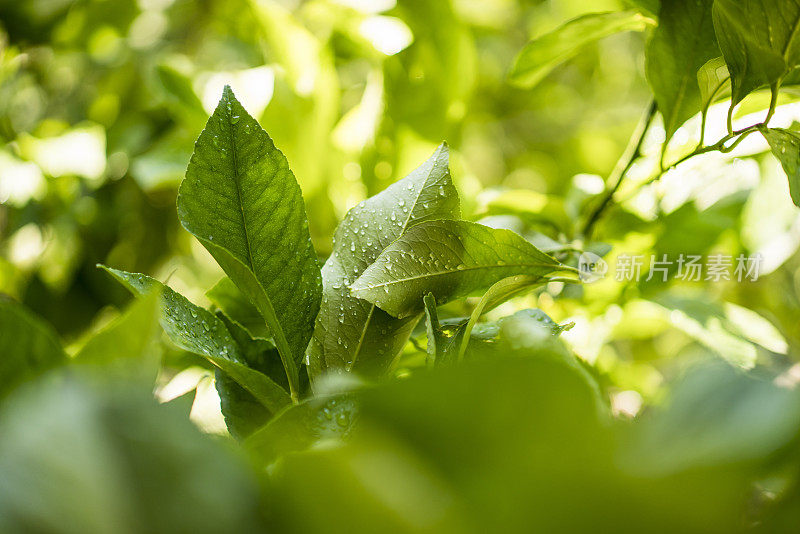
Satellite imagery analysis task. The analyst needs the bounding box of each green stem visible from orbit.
[581,100,657,239]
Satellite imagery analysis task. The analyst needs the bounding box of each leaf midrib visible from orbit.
[353,261,565,291]
[226,101,256,273]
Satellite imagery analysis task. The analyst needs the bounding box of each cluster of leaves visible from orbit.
[103,86,575,436]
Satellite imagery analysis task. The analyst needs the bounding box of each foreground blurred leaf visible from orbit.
[646,0,719,141]
[177,86,321,400]
[627,361,800,474]
[308,144,460,379]
[0,298,65,399]
[74,291,162,385]
[0,376,264,533]
[509,11,652,89]
[351,220,572,318]
[100,267,291,415]
[761,127,800,206]
[712,0,800,106]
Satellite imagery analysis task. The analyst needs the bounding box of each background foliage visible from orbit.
[3,0,800,532]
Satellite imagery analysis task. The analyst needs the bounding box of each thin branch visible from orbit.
[581,100,657,239]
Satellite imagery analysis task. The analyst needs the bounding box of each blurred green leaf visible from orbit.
[177,86,322,400]
[509,11,652,89]
[0,375,265,534]
[0,298,65,399]
[308,143,460,379]
[74,291,162,384]
[351,220,572,318]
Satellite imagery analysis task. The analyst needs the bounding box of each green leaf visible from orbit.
[697,56,731,111]
[213,312,292,439]
[307,143,460,379]
[508,11,652,89]
[177,86,321,400]
[207,276,269,339]
[712,0,800,105]
[0,298,65,399]
[646,0,719,141]
[246,394,358,465]
[761,127,800,206]
[100,266,292,414]
[74,291,162,384]
[351,220,574,319]
[0,376,265,533]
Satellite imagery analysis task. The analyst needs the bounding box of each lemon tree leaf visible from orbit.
[761,127,800,206]
[351,220,574,318]
[307,144,460,379]
[177,86,321,400]
[713,0,800,105]
[100,266,292,414]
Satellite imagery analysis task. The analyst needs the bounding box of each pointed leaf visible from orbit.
[351,220,574,318]
[713,0,800,105]
[646,0,719,141]
[308,143,460,379]
[100,266,292,413]
[761,127,800,206]
[0,298,65,399]
[177,86,321,399]
[509,11,652,89]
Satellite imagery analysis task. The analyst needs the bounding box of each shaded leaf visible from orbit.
[308,143,460,379]
[509,11,652,89]
[206,276,269,339]
[646,0,719,141]
[0,298,65,399]
[351,220,573,318]
[712,0,800,105]
[177,86,321,399]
